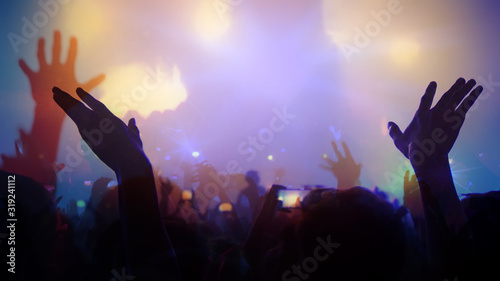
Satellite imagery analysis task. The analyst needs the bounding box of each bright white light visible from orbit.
[192,151,200,158]
[100,63,188,118]
[268,155,274,161]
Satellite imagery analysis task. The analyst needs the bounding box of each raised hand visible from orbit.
[255,185,284,225]
[52,87,143,173]
[320,141,361,189]
[53,87,179,279]
[243,185,285,266]
[388,78,483,231]
[388,78,483,163]
[192,162,232,215]
[20,30,105,109]
[6,31,105,182]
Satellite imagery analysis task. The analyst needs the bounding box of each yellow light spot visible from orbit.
[182,190,193,201]
[322,154,328,159]
[100,63,188,118]
[60,1,110,46]
[219,202,233,212]
[268,155,274,161]
[390,39,420,66]
[192,0,231,41]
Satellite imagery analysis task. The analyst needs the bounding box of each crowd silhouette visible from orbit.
[1,31,499,281]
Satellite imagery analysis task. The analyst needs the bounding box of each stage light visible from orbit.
[192,151,200,158]
[192,1,230,41]
[268,155,274,161]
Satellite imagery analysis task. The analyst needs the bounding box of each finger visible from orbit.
[19,59,34,76]
[331,141,343,160]
[128,118,140,135]
[268,185,285,202]
[269,196,279,212]
[76,87,113,116]
[388,122,408,157]
[416,81,437,115]
[435,78,466,109]
[323,157,336,166]
[388,122,403,142]
[52,87,90,124]
[37,38,47,67]
[457,86,483,115]
[404,170,410,183]
[450,79,476,109]
[52,30,61,64]
[341,142,353,160]
[410,174,417,183]
[82,74,106,91]
[66,37,77,69]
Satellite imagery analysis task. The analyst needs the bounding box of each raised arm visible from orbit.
[388,78,483,230]
[20,31,104,169]
[52,87,179,279]
[320,141,362,189]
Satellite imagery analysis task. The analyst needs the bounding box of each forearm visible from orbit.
[412,156,466,231]
[30,106,65,163]
[243,222,266,267]
[115,154,179,278]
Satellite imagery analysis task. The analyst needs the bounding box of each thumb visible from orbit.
[388,122,403,142]
[128,118,140,135]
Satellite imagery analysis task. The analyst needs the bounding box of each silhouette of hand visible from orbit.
[52,87,144,172]
[388,78,483,163]
[320,141,361,189]
[20,30,105,110]
[254,185,285,227]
